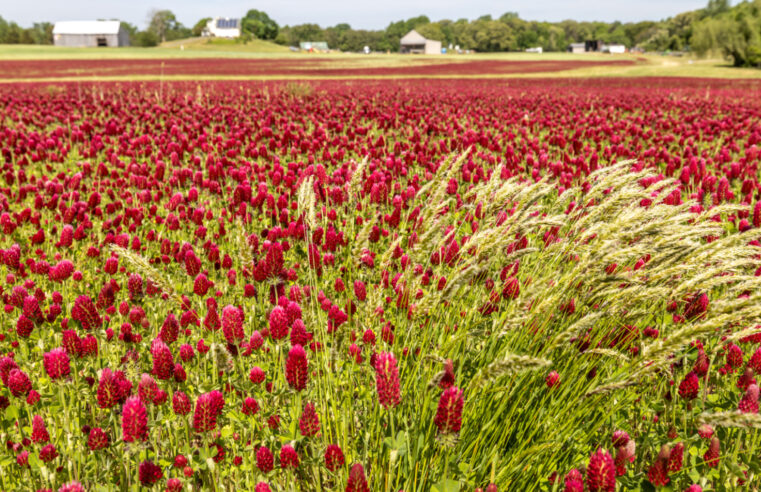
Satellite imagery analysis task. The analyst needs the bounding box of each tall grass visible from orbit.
[287,157,761,490]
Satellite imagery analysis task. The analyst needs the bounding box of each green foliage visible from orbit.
[242,10,279,40]
[147,9,190,44]
[0,15,51,45]
[277,23,324,46]
[693,0,761,67]
[0,0,758,61]
[265,0,757,55]
[192,18,212,37]
[132,30,159,47]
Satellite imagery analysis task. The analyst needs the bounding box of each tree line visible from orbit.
[0,18,53,44]
[1,1,760,67]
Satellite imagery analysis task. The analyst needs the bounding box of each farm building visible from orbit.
[52,21,129,47]
[603,44,627,54]
[585,40,603,52]
[299,41,329,53]
[567,40,626,54]
[203,18,241,38]
[400,30,441,55]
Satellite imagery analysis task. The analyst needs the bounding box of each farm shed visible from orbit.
[604,44,627,54]
[53,21,129,47]
[299,41,329,53]
[567,43,585,54]
[400,30,442,55]
[585,40,603,52]
[203,18,241,38]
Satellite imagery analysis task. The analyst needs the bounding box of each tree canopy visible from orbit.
[147,10,190,44]
[1,0,760,67]
[242,10,279,40]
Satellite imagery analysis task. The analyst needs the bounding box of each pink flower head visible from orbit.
[241,397,259,416]
[43,348,70,380]
[31,415,50,443]
[586,448,615,492]
[346,463,370,492]
[39,444,58,463]
[739,384,760,414]
[87,427,109,450]
[150,339,174,380]
[678,371,699,400]
[122,396,148,442]
[324,444,345,471]
[434,386,464,434]
[71,295,102,331]
[256,446,273,472]
[192,390,225,433]
[172,391,192,415]
[704,437,720,467]
[285,344,308,391]
[299,402,320,436]
[8,369,31,397]
[138,460,163,486]
[374,352,401,409]
[269,306,289,340]
[222,305,245,345]
[280,445,299,469]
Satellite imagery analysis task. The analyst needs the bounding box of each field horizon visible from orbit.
[0,42,759,81]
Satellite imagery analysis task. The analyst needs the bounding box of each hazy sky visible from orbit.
[3,0,711,29]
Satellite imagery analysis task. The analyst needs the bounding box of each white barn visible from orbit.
[53,21,130,47]
[203,18,241,38]
[400,30,441,55]
[603,44,627,54]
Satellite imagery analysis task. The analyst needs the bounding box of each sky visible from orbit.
[3,0,712,30]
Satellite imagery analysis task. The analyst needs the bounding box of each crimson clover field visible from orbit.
[1,73,761,492]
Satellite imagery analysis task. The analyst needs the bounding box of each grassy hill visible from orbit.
[159,36,290,53]
[0,37,291,59]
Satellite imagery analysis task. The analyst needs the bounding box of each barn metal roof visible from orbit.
[53,21,121,35]
[400,30,428,45]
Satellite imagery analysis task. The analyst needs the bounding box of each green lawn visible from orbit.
[0,38,290,59]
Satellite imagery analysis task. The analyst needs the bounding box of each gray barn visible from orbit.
[400,30,441,55]
[53,21,130,47]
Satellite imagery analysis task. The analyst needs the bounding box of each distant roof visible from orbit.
[400,30,428,45]
[215,18,239,29]
[53,21,121,35]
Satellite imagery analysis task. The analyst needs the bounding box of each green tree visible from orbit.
[147,9,188,43]
[242,10,279,40]
[279,24,323,46]
[383,15,430,51]
[466,19,516,52]
[499,12,519,22]
[192,18,211,37]
[133,28,159,47]
[705,0,731,16]
[693,0,761,66]
[5,22,22,44]
[0,16,8,43]
[18,27,34,44]
[28,22,52,44]
[417,23,445,44]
